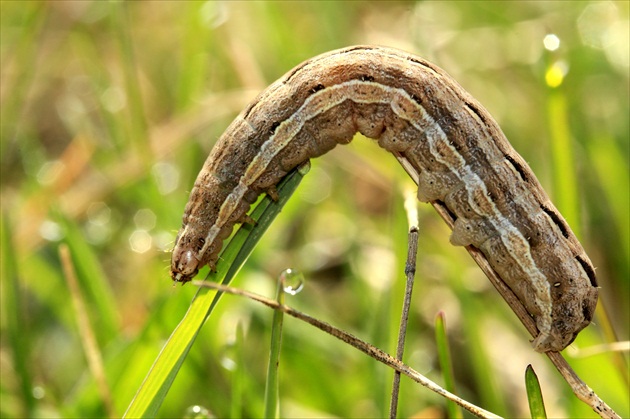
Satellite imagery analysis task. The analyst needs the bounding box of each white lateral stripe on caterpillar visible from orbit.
[199,79,553,333]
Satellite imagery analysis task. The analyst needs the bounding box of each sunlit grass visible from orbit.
[1,2,628,418]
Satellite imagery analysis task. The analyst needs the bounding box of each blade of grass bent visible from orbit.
[123,163,309,418]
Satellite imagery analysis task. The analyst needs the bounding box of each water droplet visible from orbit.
[218,341,237,371]
[279,268,304,295]
[183,404,213,419]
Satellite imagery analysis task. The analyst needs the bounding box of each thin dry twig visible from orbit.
[395,154,620,419]
[193,280,501,419]
[389,191,420,418]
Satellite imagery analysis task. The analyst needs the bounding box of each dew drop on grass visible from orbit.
[183,404,213,419]
[279,268,304,295]
[219,342,237,371]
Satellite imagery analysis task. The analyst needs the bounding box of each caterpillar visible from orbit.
[170,45,598,352]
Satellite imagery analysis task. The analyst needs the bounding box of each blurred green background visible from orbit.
[1,1,628,418]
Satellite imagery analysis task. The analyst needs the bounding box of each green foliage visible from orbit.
[435,312,463,419]
[525,365,548,419]
[1,2,627,418]
[124,165,306,418]
[263,280,285,419]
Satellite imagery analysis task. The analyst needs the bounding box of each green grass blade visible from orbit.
[123,163,309,418]
[56,213,119,341]
[263,279,286,419]
[525,364,547,419]
[0,3,46,169]
[109,0,148,153]
[1,212,36,417]
[230,323,245,419]
[546,90,580,238]
[435,312,462,419]
[588,136,630,277]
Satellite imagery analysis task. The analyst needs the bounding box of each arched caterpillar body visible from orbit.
[171,46,598,352]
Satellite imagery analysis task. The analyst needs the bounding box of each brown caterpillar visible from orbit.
[171,46,598,352]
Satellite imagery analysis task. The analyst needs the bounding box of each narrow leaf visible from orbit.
[263,280,285,418]
[435,312,462,419]
[124,163,309,418]
[525,364,547,419]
